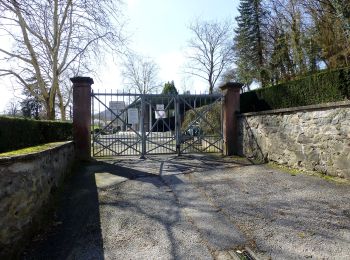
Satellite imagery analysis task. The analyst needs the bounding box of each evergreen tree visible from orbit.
[162,81,178,95]
[21,86,43,119]
[234,0,268,86]
[21,97,42,119]
[234,0,350,85]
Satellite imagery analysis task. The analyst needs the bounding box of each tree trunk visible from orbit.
[57,87,67,121]
[44,99,56,120]
[209,80,214,94]
[254,0,266,86]
[60,105,66,121]
[48,106,55,120]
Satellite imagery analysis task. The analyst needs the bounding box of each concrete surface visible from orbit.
[22,155,350,259]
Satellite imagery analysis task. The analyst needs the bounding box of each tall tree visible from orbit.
[122,53,160,94]
[305,0,350,67]
[5,99,20,117]
[234,0,268,86]
[328,0,350,41]
[162,81,178,95]
[21,87,43,119]
[234,0,350,85]
[21,97,42,119]
[265,0,302,82]
[0,0,125,120]
[185,20,234,94]
[284,0,307,74]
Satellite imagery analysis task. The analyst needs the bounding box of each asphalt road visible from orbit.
[22,155,350,259]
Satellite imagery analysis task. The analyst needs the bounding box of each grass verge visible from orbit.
[268,162,349,184]
[0,142,68,157]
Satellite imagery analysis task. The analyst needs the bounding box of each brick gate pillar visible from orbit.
[220,82,243,156]
[71,77,94,161]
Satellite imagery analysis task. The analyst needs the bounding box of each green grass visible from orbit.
[268,162,349,184]
[0,142,68,157]
[91,125,100,130]
[268,162,302,175]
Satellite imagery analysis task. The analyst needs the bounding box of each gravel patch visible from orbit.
[185,161,350,259]
[98,175,212,260]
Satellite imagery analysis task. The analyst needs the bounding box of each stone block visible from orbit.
[334,155,350,170]
[296,133,313,144]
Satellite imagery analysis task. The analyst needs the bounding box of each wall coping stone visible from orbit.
[239,100,350,117]
[70,76,94,85]
[0,141,73,165]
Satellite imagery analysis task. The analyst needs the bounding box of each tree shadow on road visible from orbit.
[91,159,215,259]
[21,155,258,259]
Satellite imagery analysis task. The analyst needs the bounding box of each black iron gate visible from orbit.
[91,91,223,157]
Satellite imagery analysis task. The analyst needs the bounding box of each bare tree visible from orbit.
[0,0,125,120]
[122,53,160,94]
[220,68,237,84]
[184,20,234,94]
[5,99,20,117]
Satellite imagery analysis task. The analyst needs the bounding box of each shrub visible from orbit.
[182,102,221,136]
[0,117,72,153]
[240,67,350,113]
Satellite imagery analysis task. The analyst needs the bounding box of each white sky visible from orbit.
[0,0,239,112]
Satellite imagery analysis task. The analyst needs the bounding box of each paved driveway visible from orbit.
[23,155,350,259]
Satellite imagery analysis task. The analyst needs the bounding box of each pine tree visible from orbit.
[234,0,268,86]
[162,81,178,95]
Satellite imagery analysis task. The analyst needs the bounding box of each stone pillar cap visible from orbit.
[70,77,94,85]
[220,82,243,91]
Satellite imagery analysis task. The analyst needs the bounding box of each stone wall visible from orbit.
[238,101,350,179]
[0,142,74,258]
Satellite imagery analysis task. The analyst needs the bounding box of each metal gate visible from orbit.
[91,91,223,157]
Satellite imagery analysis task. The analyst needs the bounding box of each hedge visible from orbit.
[240,67,350,113]
[0,117,72,153]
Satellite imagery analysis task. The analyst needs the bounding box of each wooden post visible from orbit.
[220,82,243,156]
[71,77,94,161]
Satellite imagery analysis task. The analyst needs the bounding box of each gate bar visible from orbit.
[140,95,146,159]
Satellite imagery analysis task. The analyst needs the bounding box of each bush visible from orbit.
[240,67,350,113]
[182,102,221,136]
[0,117,72,153]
